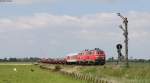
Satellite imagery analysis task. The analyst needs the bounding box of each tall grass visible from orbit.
[79,62,150,83]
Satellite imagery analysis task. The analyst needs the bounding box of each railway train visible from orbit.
[40,48,106,65]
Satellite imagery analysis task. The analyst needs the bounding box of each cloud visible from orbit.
[11,0,120,5]
[92,0,119,3]
[8,0,148,5]
[13,0,33,4]
[12,0,56,5]
[0,11,150,58]
[1,11,150,40]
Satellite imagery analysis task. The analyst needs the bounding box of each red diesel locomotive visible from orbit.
[66,48,106,65]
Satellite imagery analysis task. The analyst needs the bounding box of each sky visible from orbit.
[0,0,150,59]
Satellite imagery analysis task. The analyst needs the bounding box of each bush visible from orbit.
[54,65,61,71]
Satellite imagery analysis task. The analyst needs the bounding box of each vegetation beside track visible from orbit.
[78,62,150,83]
[40,62,150,83]
[0,64,87,83]
[2,62,149,83]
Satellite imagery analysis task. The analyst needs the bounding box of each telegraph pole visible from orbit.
[117,13,129,67]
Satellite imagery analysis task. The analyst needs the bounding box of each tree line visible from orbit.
[107,57,150,63]
[0,57,40,62]
[0,57,150,63]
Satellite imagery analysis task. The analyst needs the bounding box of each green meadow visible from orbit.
[1,62,150,83]
[0,64,87,83]
[79,62,150,83]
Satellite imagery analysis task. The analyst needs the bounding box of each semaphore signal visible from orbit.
[117,13,129,67]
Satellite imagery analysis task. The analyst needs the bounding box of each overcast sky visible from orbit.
[0,0,150,59]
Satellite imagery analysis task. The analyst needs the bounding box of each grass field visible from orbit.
[78,62,150,83]
[39,62,150,83]
[1,62,150,83]
[0,64,87,83]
